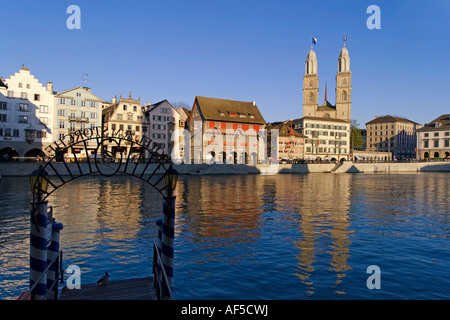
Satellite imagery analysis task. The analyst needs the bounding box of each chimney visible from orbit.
[112,96,116,104]
[252,101,256,106]
[47,82,53,92]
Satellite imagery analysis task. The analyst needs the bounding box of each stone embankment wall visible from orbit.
[0,161,449,177]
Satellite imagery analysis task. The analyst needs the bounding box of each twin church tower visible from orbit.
[302,42,352,121]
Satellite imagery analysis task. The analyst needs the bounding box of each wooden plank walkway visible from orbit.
[59,277,157,300]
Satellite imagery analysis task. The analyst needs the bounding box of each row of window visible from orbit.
[122,105,139,112]
[369,131,395,136]
[116,114,144,121]
[208,121,261,132]
[424,132,450,137]
[305,130,347,137]
[368,124,415,131]
[0,102,50,113]
[6,91,43,101]
[305,139,347,145]
[305,147,347,154]
[57,110,97,119]
[0,113,49,125]
[153,115,176,122]
[58,98,98,107]
[0,128,47,138]
[304,123,348,130]
[110,124,147,133]
[423,140,450,148]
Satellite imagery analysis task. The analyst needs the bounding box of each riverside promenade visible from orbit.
[1,161,449,177]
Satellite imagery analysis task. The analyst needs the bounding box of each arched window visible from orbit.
[342,79,346,86]
[341,90,347,102]
[324,114,330,118]
[308,92,314,103]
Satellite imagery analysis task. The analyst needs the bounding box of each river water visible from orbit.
[0,172,449,300]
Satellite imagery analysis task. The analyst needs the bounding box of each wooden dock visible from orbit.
[59,277,157,300]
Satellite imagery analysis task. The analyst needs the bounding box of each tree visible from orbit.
[350,120,365,150]
[171,101,191,109]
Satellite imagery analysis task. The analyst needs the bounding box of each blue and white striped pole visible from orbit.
[161,196,175,292]
[155,218,163,285]
[47,218,63,300]
[29,200,48,300]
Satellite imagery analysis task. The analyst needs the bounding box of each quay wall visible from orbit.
[332,161,450,173]
[0,161,449,177]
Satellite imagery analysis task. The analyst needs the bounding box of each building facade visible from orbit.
[145,100,180,158]
[0,66,55,160]
[176,106,190,160]
[365,115,421,160]
[267,120,305,161]
[102,92,148,160]
[187,96,266,164]
[54,86,104,160]
[416,114,450,159]
[293,116,350,161]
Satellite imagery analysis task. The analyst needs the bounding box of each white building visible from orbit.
[0,66,55,160]
[293,116,351,162]
[54,86,104,159]
[416,114,450,160]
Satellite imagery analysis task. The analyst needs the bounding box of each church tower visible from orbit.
[335,44,352,121]
[302,48,319,117]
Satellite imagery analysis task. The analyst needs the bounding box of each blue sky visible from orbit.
[1,0,449,126]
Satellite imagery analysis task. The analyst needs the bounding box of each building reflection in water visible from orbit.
[175,173,353,296]
[46,175,164,277]
[175,175,264,266]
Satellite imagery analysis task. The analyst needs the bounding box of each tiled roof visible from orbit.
[366,115,418,125]
[417,114,450,131]
[267,122,306,138]
[300,116,350,123]
[194,96,266,124]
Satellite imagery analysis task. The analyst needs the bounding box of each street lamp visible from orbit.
[163,165,179,196]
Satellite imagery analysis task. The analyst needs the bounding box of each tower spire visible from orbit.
[325,81,327,102]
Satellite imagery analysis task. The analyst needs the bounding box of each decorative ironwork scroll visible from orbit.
[35,126,173,200]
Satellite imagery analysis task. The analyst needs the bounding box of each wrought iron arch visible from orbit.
[33,127,174,201]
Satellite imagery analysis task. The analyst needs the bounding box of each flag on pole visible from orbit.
[312,37,317,45]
